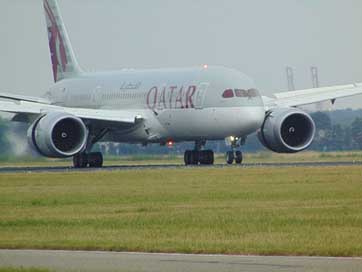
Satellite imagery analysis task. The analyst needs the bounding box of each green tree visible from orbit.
[330,124,345,151]
[343,126,353,150]
[0,118,11,155]
[311,112,332,151]
[351,117,362,149]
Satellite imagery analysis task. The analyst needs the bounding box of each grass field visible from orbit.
[0,150,362,168]
[0,268,50,272]
[0,166,362,256]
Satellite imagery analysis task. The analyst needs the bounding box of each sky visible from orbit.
[1,0,362,109]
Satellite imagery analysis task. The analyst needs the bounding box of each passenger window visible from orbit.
[235,89,248,97]
[222,89,234,98]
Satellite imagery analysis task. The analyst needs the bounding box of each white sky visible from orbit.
[1,0,362,109]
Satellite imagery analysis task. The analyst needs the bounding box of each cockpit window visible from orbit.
[222,89,234,98]
[235,89,248,97]
[223,88,260,99]
[248,88,260,97]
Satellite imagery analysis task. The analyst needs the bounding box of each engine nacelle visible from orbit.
[258,108,315,153]
[27,112,87,158]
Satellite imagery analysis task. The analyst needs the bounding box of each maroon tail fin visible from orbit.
[43,0,82,82]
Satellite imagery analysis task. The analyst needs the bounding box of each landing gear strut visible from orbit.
[184,141,214,165]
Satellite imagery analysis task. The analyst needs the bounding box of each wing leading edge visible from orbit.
[0,92,51,104]
[264,83,362,109]
[0,99,143,125]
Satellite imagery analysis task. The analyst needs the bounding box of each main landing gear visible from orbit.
[73,128,108,169]
[184,150,214,165]
[73,152,103,168]
[184,141,214,165]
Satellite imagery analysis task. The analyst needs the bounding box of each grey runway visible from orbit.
[0,161,361,174]
[0,250,362,272]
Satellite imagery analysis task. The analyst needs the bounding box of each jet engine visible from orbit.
[258,108,315,153]
[27,112,87,158]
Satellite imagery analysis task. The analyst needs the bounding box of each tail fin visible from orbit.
[43,0,82,82]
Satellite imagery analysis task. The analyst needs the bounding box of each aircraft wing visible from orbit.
[0,92,51,104]
[264,83,362,109]
[0,99,143,125]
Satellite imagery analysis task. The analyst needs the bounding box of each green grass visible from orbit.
[0,166,362,256]
[0,268,51,272]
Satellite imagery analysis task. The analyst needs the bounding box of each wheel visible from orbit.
[226,151,234,165]
[190,151,199,165]
[198,151,208,165]
[206,150,214,165]
[73,153,88,168]
[184,150,192,165]
[88,152,103,168]
[235,151,243,164]
[95,153,104,167]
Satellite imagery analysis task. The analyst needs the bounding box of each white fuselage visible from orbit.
[46,66,266,144]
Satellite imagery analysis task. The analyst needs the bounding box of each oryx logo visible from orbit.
[44,0,68,82]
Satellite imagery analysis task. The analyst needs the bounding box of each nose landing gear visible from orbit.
[225,136,245,165]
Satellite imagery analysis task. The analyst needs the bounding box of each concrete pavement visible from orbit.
[1,250,362,272]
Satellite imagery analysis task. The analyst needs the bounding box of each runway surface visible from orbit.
[0,250,361,272]
[0,161,361,174]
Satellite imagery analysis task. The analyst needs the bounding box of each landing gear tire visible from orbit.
[88,152,104,168]
[235,151,243,164]
[207,150,214,165]
[184,151,192,165]
[199,150,214,165]
[73,153,88,168]
[208,150,215,165]
[73,152,103,168]
[184,150,214,166]
[226,151,235,165]
[190,151,199,165]
[184,150,198,165]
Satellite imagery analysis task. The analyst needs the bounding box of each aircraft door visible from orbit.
[195,82,209,109]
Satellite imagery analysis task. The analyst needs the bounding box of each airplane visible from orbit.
[1,0,362,168]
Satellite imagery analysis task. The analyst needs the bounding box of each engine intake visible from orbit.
[28,112,87,158]
[258,108,315,153]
